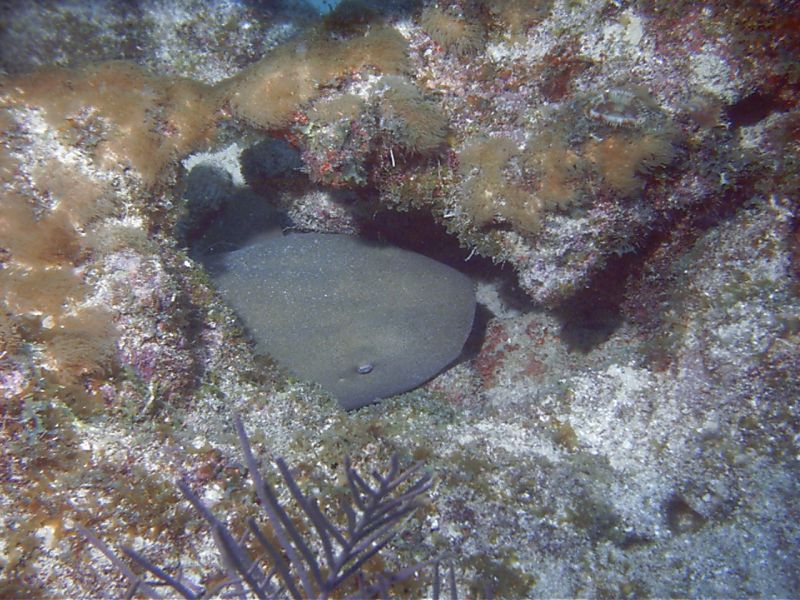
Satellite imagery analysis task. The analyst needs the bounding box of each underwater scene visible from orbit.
[0,0,798,597]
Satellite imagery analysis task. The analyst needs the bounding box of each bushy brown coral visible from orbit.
[0,307,21,355]
[459,135,584,235]
[585,133,675,196]
[3,267,84,316]
[6,61,220,185]
[455,116,677,237]
[459,135,520,226]
[227,27,409,130]
[45,307,117,386]
[420,4,484,56]
[0,111,124,413]
[487,0,554,38]
[308,93,366,125]
[379,76,449,154]
[525,136,586,210]
[0,195,82,268]
[0,190,118,403]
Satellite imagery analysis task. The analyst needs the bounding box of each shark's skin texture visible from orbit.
[209,233,476,409]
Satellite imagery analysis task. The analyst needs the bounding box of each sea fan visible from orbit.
[78,414,437,599]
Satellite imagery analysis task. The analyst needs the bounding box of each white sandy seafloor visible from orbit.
[0,1,798,598]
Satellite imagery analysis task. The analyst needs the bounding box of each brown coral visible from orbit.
[227,27,408,130]
[7,62,220,185]
[459,135,520,227]
[459,136,573,234]
[308,93,366,125]
[525,137,586,210]
[0,114,122,408]
[0,197,82,268]
[0,24,421,411]
[45,307,117,387]
[585,133,675,195]
[489,0,554,38]
[2,267,84,316]
[380,76,448,154]
[420,4,484,56]
[0,307,21,355]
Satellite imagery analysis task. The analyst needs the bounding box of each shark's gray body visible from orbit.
[210,233,476,409]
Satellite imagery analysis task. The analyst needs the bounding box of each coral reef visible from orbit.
[0,0,798,598]
[80,415,434,599]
